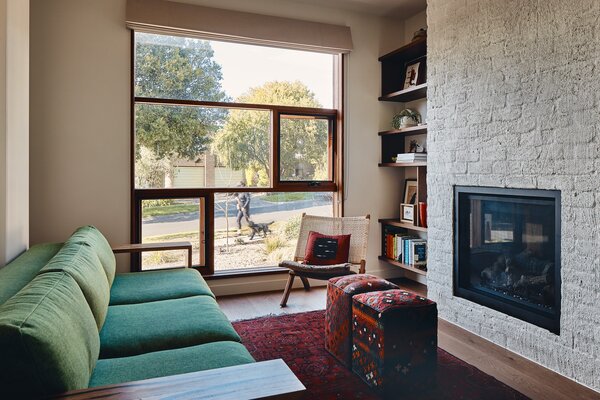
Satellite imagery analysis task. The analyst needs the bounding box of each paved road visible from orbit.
[142,204,332,238]
[144,196,331,224]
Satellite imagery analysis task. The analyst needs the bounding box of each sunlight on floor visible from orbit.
[217,287,327,322]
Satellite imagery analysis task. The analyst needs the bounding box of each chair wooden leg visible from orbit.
[280,272,295,307]
[359,260,366,274]
[299,276,311,291]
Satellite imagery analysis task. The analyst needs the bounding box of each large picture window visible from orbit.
[132,32,342,275]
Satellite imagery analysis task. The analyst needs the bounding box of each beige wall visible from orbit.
[0,0,29,265]
[29,0,418,293]
[404,10,427,43]
[30,0,130,261]
[0,1,6,265]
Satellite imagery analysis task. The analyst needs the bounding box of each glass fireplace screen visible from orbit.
[454,186,561,334]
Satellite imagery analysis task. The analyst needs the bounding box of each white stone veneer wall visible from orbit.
[427,0,600,391]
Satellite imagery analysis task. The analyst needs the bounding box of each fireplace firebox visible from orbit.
[454,186,561,334]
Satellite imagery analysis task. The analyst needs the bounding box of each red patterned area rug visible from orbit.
[233,310,529,400]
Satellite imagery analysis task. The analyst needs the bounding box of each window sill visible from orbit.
[203,266,288,280]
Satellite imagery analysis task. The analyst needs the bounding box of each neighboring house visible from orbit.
[168,152,244,188]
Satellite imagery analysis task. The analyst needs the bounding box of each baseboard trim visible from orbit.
[207,268,408,297]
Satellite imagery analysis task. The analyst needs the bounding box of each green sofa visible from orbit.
[0,226,255,398]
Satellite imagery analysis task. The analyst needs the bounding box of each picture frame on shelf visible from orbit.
[402,57,427,90]
[402,61,420,89]
[403,179,418,204]
[400,203,415,223]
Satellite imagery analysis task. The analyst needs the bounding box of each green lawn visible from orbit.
[260,193,312,202]
[142,204,199,217]
[143,231,199,241]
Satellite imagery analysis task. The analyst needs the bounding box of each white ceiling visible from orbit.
[293,0,426,18]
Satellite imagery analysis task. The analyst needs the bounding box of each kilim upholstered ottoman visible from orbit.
[351,289,437,397]
[325,274,398,367]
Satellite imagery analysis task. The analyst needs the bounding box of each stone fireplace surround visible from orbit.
[427,0,600,391]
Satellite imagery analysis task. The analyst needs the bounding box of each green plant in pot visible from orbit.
[392,109,422,129]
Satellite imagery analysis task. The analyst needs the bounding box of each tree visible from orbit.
[134,33,228,162]
[135,146,172,188]
[213,81,327,184]
[279,116,329,180]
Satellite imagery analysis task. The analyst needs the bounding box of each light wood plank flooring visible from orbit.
[217,279,600,400]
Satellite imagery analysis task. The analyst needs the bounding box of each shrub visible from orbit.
[267,246,295,263]
[283,215,302,240]
[264,236,287,254]
[142,199,174,209]
[142,251,182,266]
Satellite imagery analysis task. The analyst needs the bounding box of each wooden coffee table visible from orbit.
[53,359,305,399]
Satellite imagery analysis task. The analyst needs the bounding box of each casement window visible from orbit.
[130,31,345,275]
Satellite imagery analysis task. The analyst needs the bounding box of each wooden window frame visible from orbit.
[275,112,336,187]
[130,30,345,275]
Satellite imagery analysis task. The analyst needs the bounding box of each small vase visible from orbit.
[392,110,421,129]
[418,202,427,228]
[399,116,417,128]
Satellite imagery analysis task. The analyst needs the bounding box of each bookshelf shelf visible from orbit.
[378,256,427,276]
[378,125,427,136]
[378,83,427,103]
[378,36,427,62]
[378,162,427,168]
[378,218,428,232]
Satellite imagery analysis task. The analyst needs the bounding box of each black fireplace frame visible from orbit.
[453,186,561,334]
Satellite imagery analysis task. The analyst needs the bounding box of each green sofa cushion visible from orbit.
[89,341,254,387]
[99,296,240,359]
[40,242,110,330]
[0,243,62,305]
[67,225,116,286]
[109,268,214,306]
[0,272,100,397]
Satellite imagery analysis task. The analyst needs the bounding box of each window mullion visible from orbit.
[271,109,280,190]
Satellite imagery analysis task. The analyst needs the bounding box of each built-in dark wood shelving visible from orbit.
[379,36,427,62]
[378,125,427,136]
[379,83,427,103]
[378,38,428,284]
[378,162,427,168]
[378,256,427,276]
[378,218,428,233]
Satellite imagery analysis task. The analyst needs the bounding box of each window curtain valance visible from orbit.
[126,0,353,54]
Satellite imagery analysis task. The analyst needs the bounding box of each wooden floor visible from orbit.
[217,279,600,400]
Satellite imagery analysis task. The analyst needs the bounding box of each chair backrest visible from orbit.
[294,214,370,265]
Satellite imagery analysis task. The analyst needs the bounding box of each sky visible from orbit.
[210,40,334,108]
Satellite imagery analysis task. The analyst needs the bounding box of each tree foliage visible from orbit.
[279,117,329,180]
[135,146,172,188]
[135,33,228,160]
[213,81,328,185]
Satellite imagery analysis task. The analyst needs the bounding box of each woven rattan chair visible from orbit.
[279,213,370,307]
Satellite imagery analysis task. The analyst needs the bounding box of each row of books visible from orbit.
[384,233,427,267]
[396,153,427,163]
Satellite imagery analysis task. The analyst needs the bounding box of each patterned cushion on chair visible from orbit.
[351,289,437,396]
[304,232,351,265]
[325,275,398,368]
[279,260,351,275]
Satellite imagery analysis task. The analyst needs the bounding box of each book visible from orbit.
[396,153,427,163]
[401,236,418,264]
[410,239,427,267]
[382,229,425,268]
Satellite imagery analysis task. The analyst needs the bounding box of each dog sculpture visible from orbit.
[248,220,274,240]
